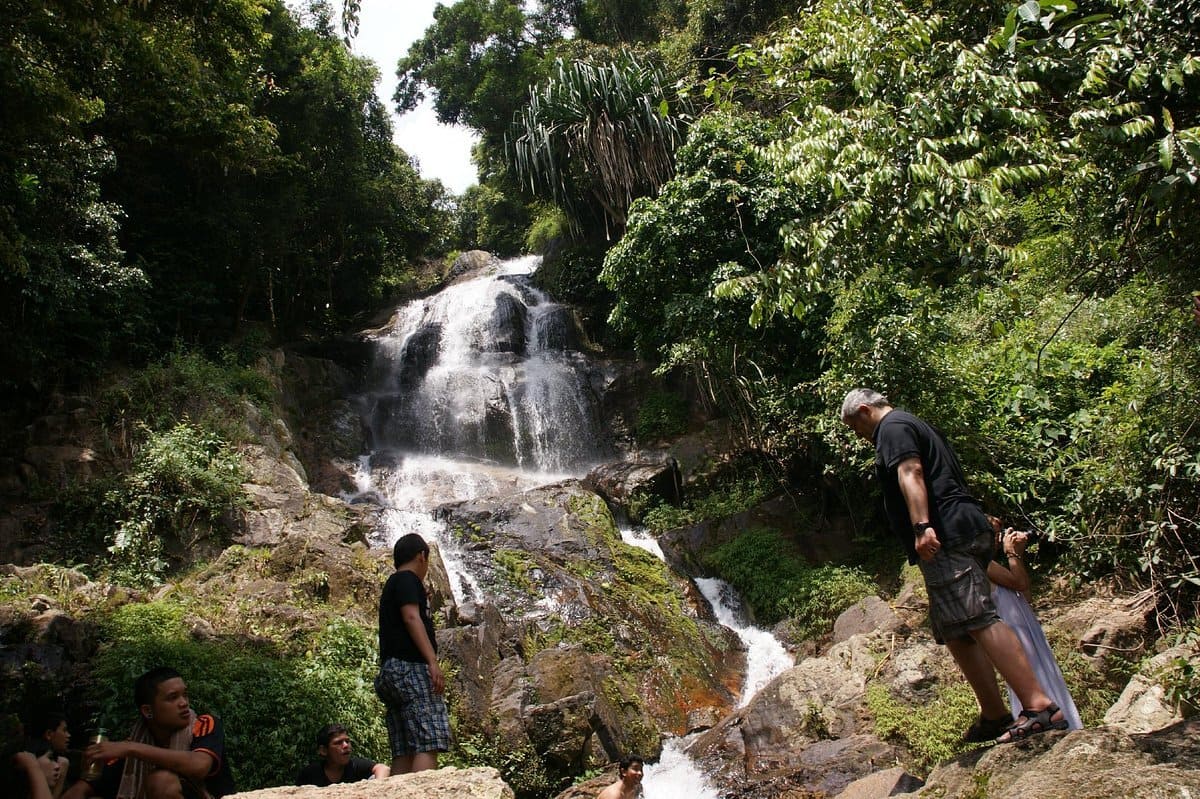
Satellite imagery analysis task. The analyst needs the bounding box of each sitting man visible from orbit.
[597,755,643,799]
[295,724,389,786]
[62,667,234,799]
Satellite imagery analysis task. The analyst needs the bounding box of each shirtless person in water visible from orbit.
[597,756,643,799]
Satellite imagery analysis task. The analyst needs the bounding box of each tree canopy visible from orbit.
[0,0,450,412]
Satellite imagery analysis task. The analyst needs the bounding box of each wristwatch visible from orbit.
[912,521,934,534]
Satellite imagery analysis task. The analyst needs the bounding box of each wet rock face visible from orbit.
[482,293,528,354]
[432,481,742,784]
[397,322,442,390]
[532,306,583,352]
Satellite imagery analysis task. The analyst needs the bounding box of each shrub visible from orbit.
[866,681,978,774]
[91,606,386,791]
[702,527,876,636]
[524,205,569,254]
[105,422,247,586]
[635,390,689,442]
[446,732,552,799]
[96,349,271,449]
[642,464,775,534]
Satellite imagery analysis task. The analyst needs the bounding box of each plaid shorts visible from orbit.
[375,658,451,757]
[918,528,1000,644]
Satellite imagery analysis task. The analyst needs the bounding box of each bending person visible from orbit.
[988,527,1083,731]
[840,388,1069,743]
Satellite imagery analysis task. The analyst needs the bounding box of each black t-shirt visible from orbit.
[873,409,989,563]
[295,756,377,786]
[88,714,235,799]
[378,569,436,663]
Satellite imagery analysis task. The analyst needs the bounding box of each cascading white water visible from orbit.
[642,737,721,799]
[695,577,794,707]
[350,255,608,600]
[366,254,603,473]
[618,524,665,560]
[624,532,794,796]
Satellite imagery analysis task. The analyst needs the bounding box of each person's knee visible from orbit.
[144,768,184,799]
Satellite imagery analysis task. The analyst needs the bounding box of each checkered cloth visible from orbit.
[375,658,451,757]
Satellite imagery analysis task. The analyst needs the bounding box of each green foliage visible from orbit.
[635,390,689,442]
[510,49,689,235]
[523,205,570,254]
[592,0,1200,609]
[1159,622,1200,716]
[106,423,247,587]
[395,0,554,140]
[702,528,876,635]
[92,606,386,791]
[454,181,531,257]
[97,350,271,444]
[445,732,552,799]
[641,467,774,534]
[866,681,979,775]
[0,0,448,417]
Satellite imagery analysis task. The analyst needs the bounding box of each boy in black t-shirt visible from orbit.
[295,723,389,786]
[62,667,234,799]
[374,533,450,774]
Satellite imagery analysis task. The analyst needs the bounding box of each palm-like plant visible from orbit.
[509,49,689,236]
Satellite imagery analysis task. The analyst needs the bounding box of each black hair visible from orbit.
[34,711,67,740]
[392,533,429,569]
[134,666,182,709]
[315,723,350,749]
[619,755,643,772]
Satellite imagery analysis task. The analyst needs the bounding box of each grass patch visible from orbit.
[866,681,979,774]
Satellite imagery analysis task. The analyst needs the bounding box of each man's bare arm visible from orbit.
[896,457,940,560]
[400,603,445,694]
[85,740,214,781]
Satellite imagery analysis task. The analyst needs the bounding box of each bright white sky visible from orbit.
[353,0,479,194]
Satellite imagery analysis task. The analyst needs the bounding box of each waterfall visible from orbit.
[695,577,794,707]
[350,255,609,601]
[365,255,604,473]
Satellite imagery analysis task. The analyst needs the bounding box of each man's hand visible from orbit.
[428,661,445,695]
[915,527,940,561]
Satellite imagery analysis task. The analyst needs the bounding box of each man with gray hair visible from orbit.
[840,389,1069,743]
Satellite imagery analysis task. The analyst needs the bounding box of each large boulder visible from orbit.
[433,481,742,782]
[690,633,891,790]
[893,721,1200,799]
[583,458,683,524]
[1104,643,1197,733]
[1049,588,1155,663]
[448,250,500,281]
[230,766,513,799]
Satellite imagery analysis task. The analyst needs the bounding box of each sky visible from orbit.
[352,0,479,194]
